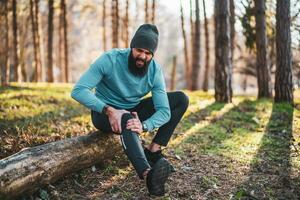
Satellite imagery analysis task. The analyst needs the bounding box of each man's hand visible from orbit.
[105,106,129,134]
[126,112,143,134]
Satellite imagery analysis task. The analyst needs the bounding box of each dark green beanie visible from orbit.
[130,24,159,54]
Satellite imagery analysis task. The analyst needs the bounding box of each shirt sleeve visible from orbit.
[143,68,171,132]
[71,53,111,113]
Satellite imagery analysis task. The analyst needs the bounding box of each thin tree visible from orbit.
[214,0,232,103]
[229,0,235,98]
[124,0,129,48]
[30,0,39,82]
[180,0,190,89]
[19,14,28,82]
[191,0,200,90]
[0,0,9,86]
[275,0,293,103]
[47,0,54,82]
[151,0,155,24]
[102,0,107,51]
[34,0,42,82]
[12,0,19,82]
[170,55,177,91]
[111,0,119,48]
[254,0,272,98]
[229,0,235,64]
[202,0,210,91]
[59,0,69,82]
[189,0,194,79]
[145,0,149,23]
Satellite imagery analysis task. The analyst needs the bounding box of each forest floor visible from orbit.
[1,83,300,200]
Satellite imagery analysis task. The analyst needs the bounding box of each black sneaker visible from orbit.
[146,158,171,196]
[144,148,176,172]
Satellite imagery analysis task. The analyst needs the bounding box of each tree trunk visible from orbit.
[18,15,29,82]
[62,0,69,83]
[214,0,232,103]
[180,0,190,89]
[170,55,177,91]
[47,0,54,82]
[254,0,272,98]
[124,0,129,48]
[12,0,19,82]
[145,0,149,23]
[0,132,122,200]
[275,0,293,103]
[202,0,210,92]
[151,0,155,24]
[189,0,194,90]
[191,0,200,91]
[34,0,42,82]
[229,0,235,98]
[0,0,9,86]
[111,0,119,48]
[102,0,107,51]
[229,0,235,64]
[59,0,64,82]
[30,0,39,82]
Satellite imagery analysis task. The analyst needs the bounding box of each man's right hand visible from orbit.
[105,106,129,134]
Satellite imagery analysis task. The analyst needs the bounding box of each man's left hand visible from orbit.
[126,112,143,134]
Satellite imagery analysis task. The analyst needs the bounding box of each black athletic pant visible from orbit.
[91,91,189,178]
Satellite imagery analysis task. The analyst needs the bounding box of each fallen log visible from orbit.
[0,131,122,200]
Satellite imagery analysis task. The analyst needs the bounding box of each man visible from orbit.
[71,24,189,196]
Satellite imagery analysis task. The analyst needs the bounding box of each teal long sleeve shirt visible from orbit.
[71,48,171,132]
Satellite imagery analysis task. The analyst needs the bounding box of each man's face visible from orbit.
[132,48,153,68]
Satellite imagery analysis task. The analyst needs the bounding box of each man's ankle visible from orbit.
[143,168,151,179]
[148,143,161,153]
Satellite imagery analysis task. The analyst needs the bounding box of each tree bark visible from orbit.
[229,0,235,64]
[47,0,54,82]
[275,0,293,103]
[18,15,29,82]
[0,132,122,200]
[12,0,19,82]
[62,0,69,82]
[202,0,210,92]
[102,0,107,51]
[229,0,235,98]
[180,0,190,89]
[254,0,272,98]
[30,0,39,82]
[214,0,232,103]
[111,0,119,48]
[145,0,149,23]
[0,0,9,86]
[189,0,194,90]
[34,0,42,82]
[191,0,201,91]
[151,0,155,24]
[170,55,177,91]
[124,0,129,48]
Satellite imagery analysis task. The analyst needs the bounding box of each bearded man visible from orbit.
[71,24,189,196]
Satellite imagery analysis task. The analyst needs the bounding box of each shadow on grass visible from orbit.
[234,103,300,199]
[61,102,226,199]
[174,102,226,135]
[176,99,260,155]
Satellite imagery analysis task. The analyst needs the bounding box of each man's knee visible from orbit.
[175,91,189,110]
[121,113,134,131]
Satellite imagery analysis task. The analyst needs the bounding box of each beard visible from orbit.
[128,50,152,77]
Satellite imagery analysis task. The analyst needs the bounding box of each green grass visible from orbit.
[0,82,96,158]
[1,83,300,199]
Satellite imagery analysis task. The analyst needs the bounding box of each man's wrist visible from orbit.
[102,105,110,115]
[142,122,148,132]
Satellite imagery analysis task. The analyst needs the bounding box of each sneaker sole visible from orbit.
[149,158,171,196]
